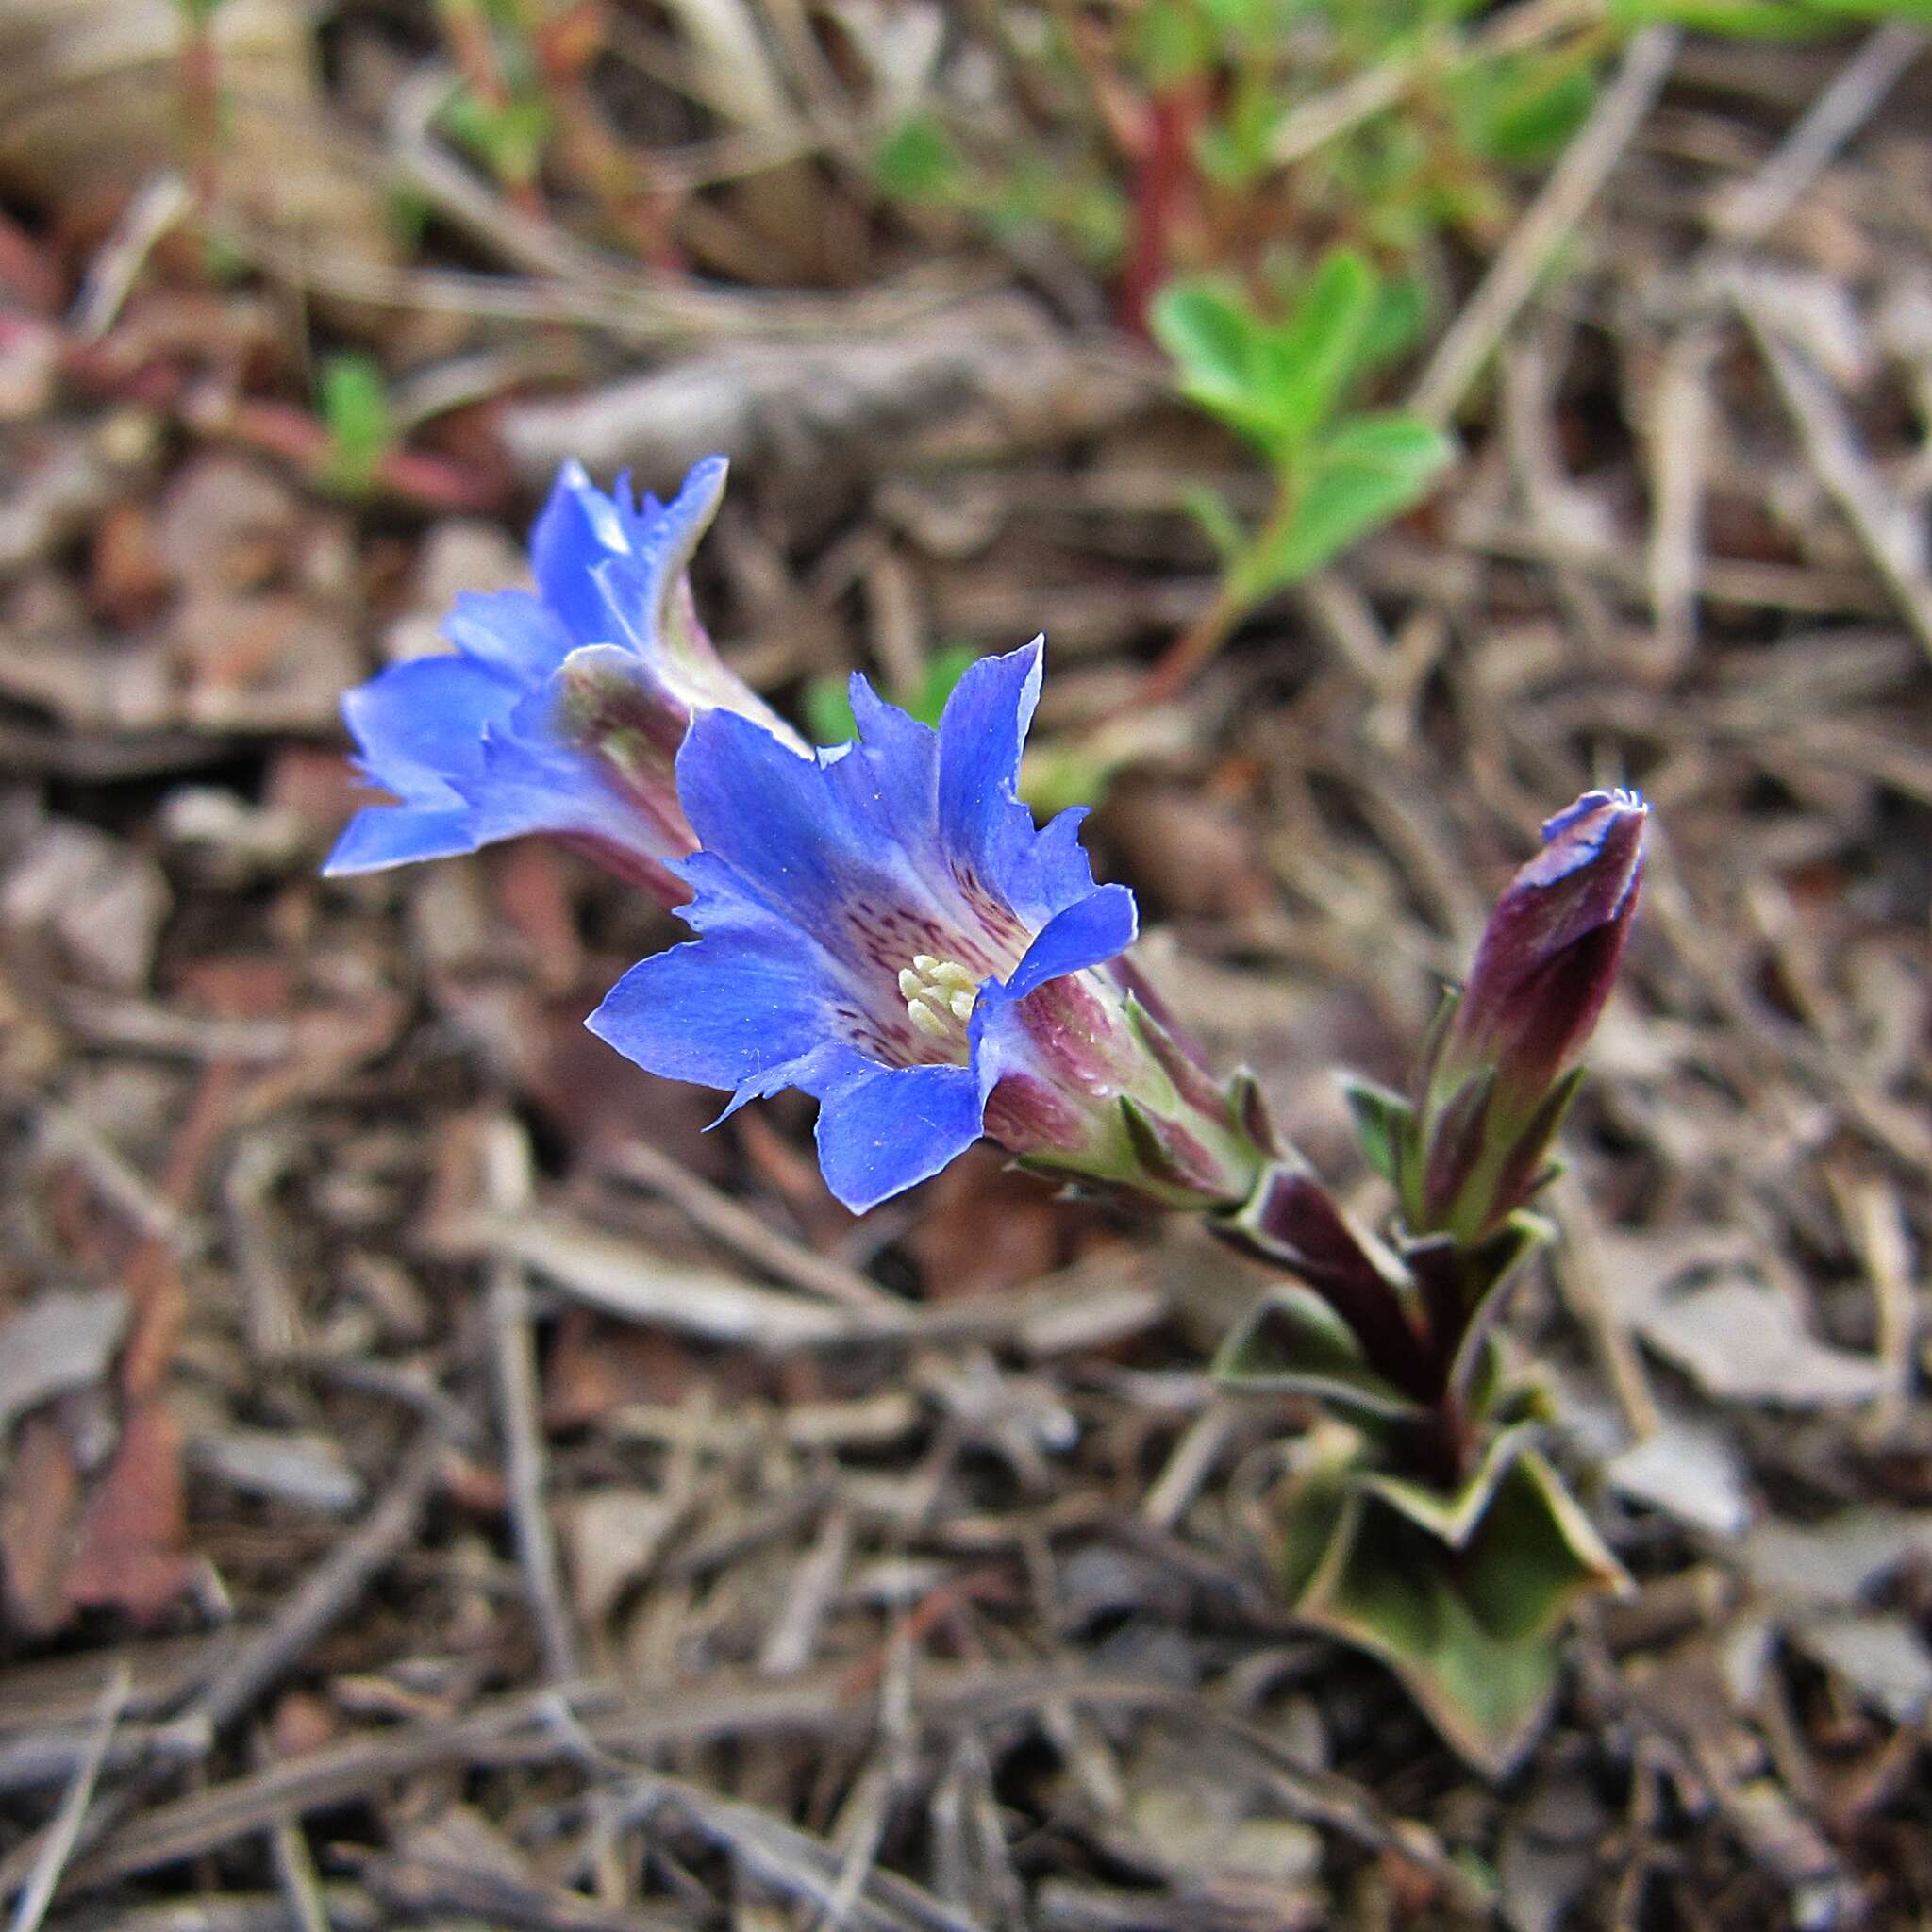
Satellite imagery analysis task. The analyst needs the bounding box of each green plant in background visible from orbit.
[1614,0,1932,28]
[873,115,1129,271]
[873,0,1616,329]
[1146,247,1455,695]
[317,355,396,499]
[801,641,984,745]
[435,0,554,210]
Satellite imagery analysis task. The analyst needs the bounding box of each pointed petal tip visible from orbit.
[1540,786,1649,845]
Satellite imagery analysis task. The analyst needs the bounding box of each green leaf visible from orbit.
[801,675,858,747]
[1255,247,1379,453]
[1214,1284,1424,1428]
[1151,278,1290,454]
[1355,270,1431,377]
[318,355,392,498]
[1194,73,1284,190]
[1358,1421,1542,1548]
[1340,1075,1413,1187]
[1607,0,1901,30]
[1017,740,1116,817]
[1454,55,1597,167]
[441,90,550,186]
[1282,1456,1625,1775]
[1240,411,1454,594]
[908,641,983,724]
[874,115,963,202]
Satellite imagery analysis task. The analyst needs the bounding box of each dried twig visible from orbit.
[4,1661,128,1932]
[482,1118,581,1686]
[601,1140,904,1312]
[1710,22,1925,245]
[1410,25,1680,425]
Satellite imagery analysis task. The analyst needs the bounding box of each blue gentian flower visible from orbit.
[588,640,1259,1214]
[325,458,801,904]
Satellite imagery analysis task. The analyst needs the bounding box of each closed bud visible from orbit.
[1416,790,1648,1239]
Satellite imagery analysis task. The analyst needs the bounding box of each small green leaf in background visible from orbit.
[874,115,964,202]
[1241,410,1454,595]
[1608,0,1931,29]
[1154,250,1407,466]
[319,355,393,498]
[1151,278,1296,456]
[441,90,551,188]
[1179,482,1247,562]
[1256,247,1378,455]
[1341,1076,1414,1189]
[1451,51,1597,167]
[1127,0,1218,87]
[802,642,984,747]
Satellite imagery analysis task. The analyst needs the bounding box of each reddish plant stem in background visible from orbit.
[1118,78,1208,339]
[1138,481,1296,708]
[187,394,511,512]
[527,1,685,270]
[437,0,548,220]
[177,8,224,212]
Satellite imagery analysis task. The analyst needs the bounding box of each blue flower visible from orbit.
[586,641,1159,1213]
[325,457,800,902]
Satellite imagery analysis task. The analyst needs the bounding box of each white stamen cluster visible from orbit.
[899,955,977,1042]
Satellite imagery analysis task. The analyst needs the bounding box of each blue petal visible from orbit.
[675,708,938,936]
[936,639,1041,856]
[592,458,728,654]
[813,1058,988,1213]
[458,730,629,852]
[995,884,1140,1005]
[441,589,574,679]
[324,803,481,874]
[529,460,627,645]
[929,639,1101,927]
[586,895,842,1104]
[341,655,521,799]
[846,671,939,773]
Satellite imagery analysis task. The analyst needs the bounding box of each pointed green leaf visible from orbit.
[1256,248,1378,452]
[1340,1074,1413,1187]
[1288,1486,1566,1776]
[1214,1285,1423,1426]
[1179,482,1248,563]
[874,115,965,201]
[1358,1421,1542,1549]
[1151,279,1291,454]
[1456,1450,1629,1646]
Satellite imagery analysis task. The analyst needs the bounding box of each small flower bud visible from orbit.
[1416,790,1648,1240]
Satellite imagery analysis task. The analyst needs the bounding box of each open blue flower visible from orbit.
[587,641,1145,1212]
[325,458,799,902]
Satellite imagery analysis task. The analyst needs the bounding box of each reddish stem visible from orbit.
[1117,77,1208,340]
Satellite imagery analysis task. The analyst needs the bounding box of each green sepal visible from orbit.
[1118,1095,1225,1206]
[1406,1210,1551,1410]
[1341,1074,1413,1187]
[1224,1066,1283,1160]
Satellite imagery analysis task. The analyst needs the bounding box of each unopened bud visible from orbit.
[1416,790,1648,1240]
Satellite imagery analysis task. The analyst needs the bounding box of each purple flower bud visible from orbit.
[1417,790,1648,1238]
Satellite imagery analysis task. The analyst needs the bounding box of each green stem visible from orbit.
[1140,465,1301,706]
